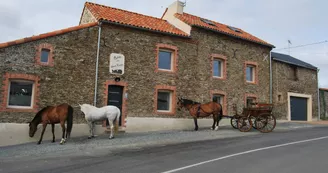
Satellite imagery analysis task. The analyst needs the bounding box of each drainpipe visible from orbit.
[269,51,272,104]
[317,68,320,121]
[94,22,102,106]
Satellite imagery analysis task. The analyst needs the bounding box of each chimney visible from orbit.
[168,0,185,14]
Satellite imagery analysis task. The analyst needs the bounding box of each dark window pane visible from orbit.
[8,81,33,107]
[213,60,222,77]
[159,51,172,70]
[157,91,171,111]
[246,97,255,107]
[41,49,50,63]
[213,95,223,104]
[246,66,253,81]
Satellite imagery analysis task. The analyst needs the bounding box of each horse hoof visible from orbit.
[52,140,55,143]
[88,136,92,139]
[215,126,219,131]
[37,142,41,145]
[109,136,115,140]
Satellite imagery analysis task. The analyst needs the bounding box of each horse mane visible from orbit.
[31,106,50,124]
[182,98,200,105]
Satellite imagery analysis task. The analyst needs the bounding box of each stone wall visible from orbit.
[0,27,99,123]
[80,8,97,25]
[319,89,328,119]
[272,60,318,119]
[97,25,271,119]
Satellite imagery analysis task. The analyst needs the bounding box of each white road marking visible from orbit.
[161,136,328,173]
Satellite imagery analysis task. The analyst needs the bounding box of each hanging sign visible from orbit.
[109,53,125,75]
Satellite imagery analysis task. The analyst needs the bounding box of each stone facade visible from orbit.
[0,26,99,123]
[80,8,97,25]
[272,60,318,119]
[0,22,272,124]
[319,89,328,119]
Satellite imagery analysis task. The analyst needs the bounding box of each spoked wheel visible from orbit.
[230,116,238,129]
[256,113,276,133]
[237,116,252,132]
[250,115,257,129]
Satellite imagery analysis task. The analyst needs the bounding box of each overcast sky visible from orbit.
[1,0,327,87]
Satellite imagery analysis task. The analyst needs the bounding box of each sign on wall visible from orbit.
[109,53,125,75]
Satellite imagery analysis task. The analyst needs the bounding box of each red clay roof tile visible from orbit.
[175,13,274,47]
[84,2,188,37]
[0,22,98,49]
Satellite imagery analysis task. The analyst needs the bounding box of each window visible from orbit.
[245,62,257,84]
[158,50,172,71]
[213,59,223,77]
[154,85,176,115]
[157,90,172,111]
[156,44,178,73]
[35,43,54,66]
[246,65,254,82]
[7,80,34,108]
[211,54,227,79]
[41,49,50,63]
[246,97,256,108]
[213,94,223,105]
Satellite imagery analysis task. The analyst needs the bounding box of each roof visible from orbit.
[320,88,328,91]
[84,2,188,37]
[0,22,98,49]
[174,13,274,48]
[271,52,317,70]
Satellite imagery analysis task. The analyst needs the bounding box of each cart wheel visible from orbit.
[250,115,257,129]
[256,113,276,133]
[237,117,252,132]
[230,116,238,129]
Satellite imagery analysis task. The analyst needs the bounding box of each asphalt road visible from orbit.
[1,127,328,173]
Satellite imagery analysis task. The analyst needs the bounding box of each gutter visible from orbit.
[94,22,102,106]
[269,51,272,104]
[100,19,191,39]
[317,68,321,121]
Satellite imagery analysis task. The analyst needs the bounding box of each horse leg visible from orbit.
[37,123,47,145]
[212,115,217,130]
[87,122,93,139]
[91,122,96,138]
[51,124,55,143]
[60,122,66,144]
[193,117,199,131]
[215,113,222,131]
[108,120,114,139]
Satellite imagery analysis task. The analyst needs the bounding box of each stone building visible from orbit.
[0,1,318,132]
[319,88,328,119]
[271,52,319,121]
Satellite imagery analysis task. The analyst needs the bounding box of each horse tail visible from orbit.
[113,107,121,133]
[66,105,74,139]
[218,103,223,121]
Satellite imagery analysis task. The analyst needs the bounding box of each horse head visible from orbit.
[28,121,37,137]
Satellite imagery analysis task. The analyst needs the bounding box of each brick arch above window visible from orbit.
[0,73,40,112]
[35,43,54,66]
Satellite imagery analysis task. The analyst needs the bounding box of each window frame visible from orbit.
[35,43,54,66]
[244,61,258,84]
[211,54,227,80]
[155,44,178,73]
[154,85,176,115]
[0,73,40,112]
[210,90,227,115]
[7,79,35,109]
[244,94,257,107]
[158,49,173,71]
[157,90,173,112]
[40,48,51,63]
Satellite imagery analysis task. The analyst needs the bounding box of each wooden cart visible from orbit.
[228,103,276,133]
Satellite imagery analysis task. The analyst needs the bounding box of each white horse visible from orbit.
[79,104,121,139]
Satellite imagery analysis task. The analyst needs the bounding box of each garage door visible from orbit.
[290,96,308,121]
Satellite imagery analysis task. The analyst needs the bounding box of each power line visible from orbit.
[275,40,328,50]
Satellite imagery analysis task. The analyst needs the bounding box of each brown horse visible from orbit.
[29,103,74,145]
[177,97,223,131]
